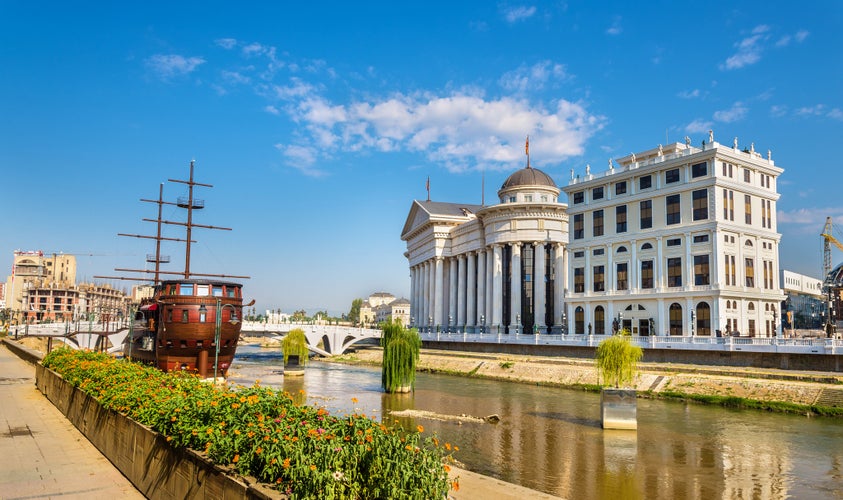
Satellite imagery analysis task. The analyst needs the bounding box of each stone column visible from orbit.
[554,243,565,329]
[476,249,486,330]
[656,236,663,291]
[410,266,417,326]
[421,261,429,327]
[434,257,444,329]
[492,244,503,332]
[534,242,546,331]
[486,247,494,331]
[510,243,522,331]
[448,257,458,331]
[685,232,693,289]
[457,254,466,331]
[466,252,477,329]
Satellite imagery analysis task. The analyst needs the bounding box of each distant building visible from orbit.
[780,270,825,330]
[358,292,410,326]
[4,250,131,324]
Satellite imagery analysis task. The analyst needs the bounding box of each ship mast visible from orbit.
[96,160,249,283]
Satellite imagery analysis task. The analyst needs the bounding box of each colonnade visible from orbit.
[409,242,568,333]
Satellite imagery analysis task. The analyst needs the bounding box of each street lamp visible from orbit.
[448,315,453,334]
[562,312,567,335]
[480,314,485,334]
[428,315,432,334]
[516,313,521,334]
[691,310,696,336]
[772,307,777,338]
[203,299,240,384]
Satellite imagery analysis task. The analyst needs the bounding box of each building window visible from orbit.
[617,262,628,290]
[574,214,584,239]
[693,234,709,243]
[593,265,605,292]
[573,251,584,258]
[509,196,516,203]
[640,175,652,190]
[669,303,683,335]
[667,257,682,287]
[667,238,681,247]
[726,255,736,286]
[593,210,604,237]
[691,161,707,178]
[574,267,584,293]
[696,303,711,335]
[723,189,734,221]
[525,195,533,202]
[616,205,627,233]
[744,169,752,183]
[617,246,628,253]
[666,194,681,225]
[640,200,652,229]
[575,306,585,334]
[748,319,756,337]
[593,248,605,256]
[182,310,189,323]
[694,255,710,285]
[593,187,604,200]
[641,260,654,289]
[745,258,755,287]
[665,168,680,184]
[615,181,627,195]
[722,162,733,178]
[641,242,653,250]
[573,191,584,204]
[595,306,606,335]
[745,194,752,224]
[692,189,708,221]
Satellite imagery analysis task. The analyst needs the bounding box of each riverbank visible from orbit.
[330,346,843,417]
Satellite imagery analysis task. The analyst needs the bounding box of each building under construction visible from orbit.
[821,217,843,336]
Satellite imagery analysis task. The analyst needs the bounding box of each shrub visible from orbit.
[595,329,643,388]
[282,328,310,366]
[42,348,455,499]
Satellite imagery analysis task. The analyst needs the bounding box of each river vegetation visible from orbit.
[281,328,310,366]
[42,348,456,499]
[381,320,421,393]
[595,328,644,388]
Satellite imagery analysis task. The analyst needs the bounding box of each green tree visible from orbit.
[348,298,362,325]
[381,320,421,393]
[281,328,310,366]
[595,329,643,388]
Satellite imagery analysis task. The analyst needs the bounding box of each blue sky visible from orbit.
[2,1,841,315]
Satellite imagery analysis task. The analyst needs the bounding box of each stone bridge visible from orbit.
[240,322,381,356]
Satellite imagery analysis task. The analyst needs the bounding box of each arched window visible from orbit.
[748,302,755,311]
[745,239,753,247]
[641,242,653,250]
[617,246,628,253]
[595,306,605,335]
[696,302,711,336]
[669,303,683,335]
[575,306,585,335]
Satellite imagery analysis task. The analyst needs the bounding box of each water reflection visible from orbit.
[231,346,843,499]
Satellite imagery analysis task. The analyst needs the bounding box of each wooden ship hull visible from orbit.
[126,279,244,378]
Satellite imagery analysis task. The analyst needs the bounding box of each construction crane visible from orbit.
[821,217,843,281]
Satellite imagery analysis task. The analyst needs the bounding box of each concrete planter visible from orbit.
[600,388,637,430]
[35,363,284,500]
[283,355,305,376]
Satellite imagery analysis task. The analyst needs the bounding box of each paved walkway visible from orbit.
[0,342,143,500]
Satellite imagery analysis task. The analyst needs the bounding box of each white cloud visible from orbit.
[770,105,788,117]
[498,61,568,92]
[677,89,700,99]
[276,144,325,177]
[795,30,810,43]
[215,38,237,49]
[685,119,713,134]
[778,208,843,235]
[720,25,770,70]
[278,90,604,173]
[606,16,622,36]
[829,108,843,121]
[264,105,280,115]
[221,70,250,85]
[502,5,536,23]
[145,54,205,81]
[713,102,748,123]
[776,29,809,47]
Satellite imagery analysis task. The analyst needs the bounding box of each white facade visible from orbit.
[402,165,569,334]
[562,139,785,337]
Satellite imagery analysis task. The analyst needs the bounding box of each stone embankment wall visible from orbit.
[340,348,843,414]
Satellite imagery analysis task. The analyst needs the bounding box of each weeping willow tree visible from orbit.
[282,328,310,366]
[381,320,421,393]
[595,329,643,388]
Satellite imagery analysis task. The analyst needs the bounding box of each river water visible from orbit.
[230,345,843,499]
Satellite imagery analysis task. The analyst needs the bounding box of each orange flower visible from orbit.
[416,425,424,433]
[283,458,291,469]
[309,465,317,471]
[232,454,240,463]
[443,464,451,472]
[351,397,358,403]
[454,445,460,451]
[445,443,451,451]
[452,480,460,492]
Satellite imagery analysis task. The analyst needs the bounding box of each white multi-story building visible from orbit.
[561,136,785,337]
[402,160,569,334]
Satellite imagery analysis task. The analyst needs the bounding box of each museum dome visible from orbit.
[500,166,557,190]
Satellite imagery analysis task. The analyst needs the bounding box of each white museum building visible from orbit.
[401,160,569,334]
[403,133,786,338]
[562,135,785,337]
